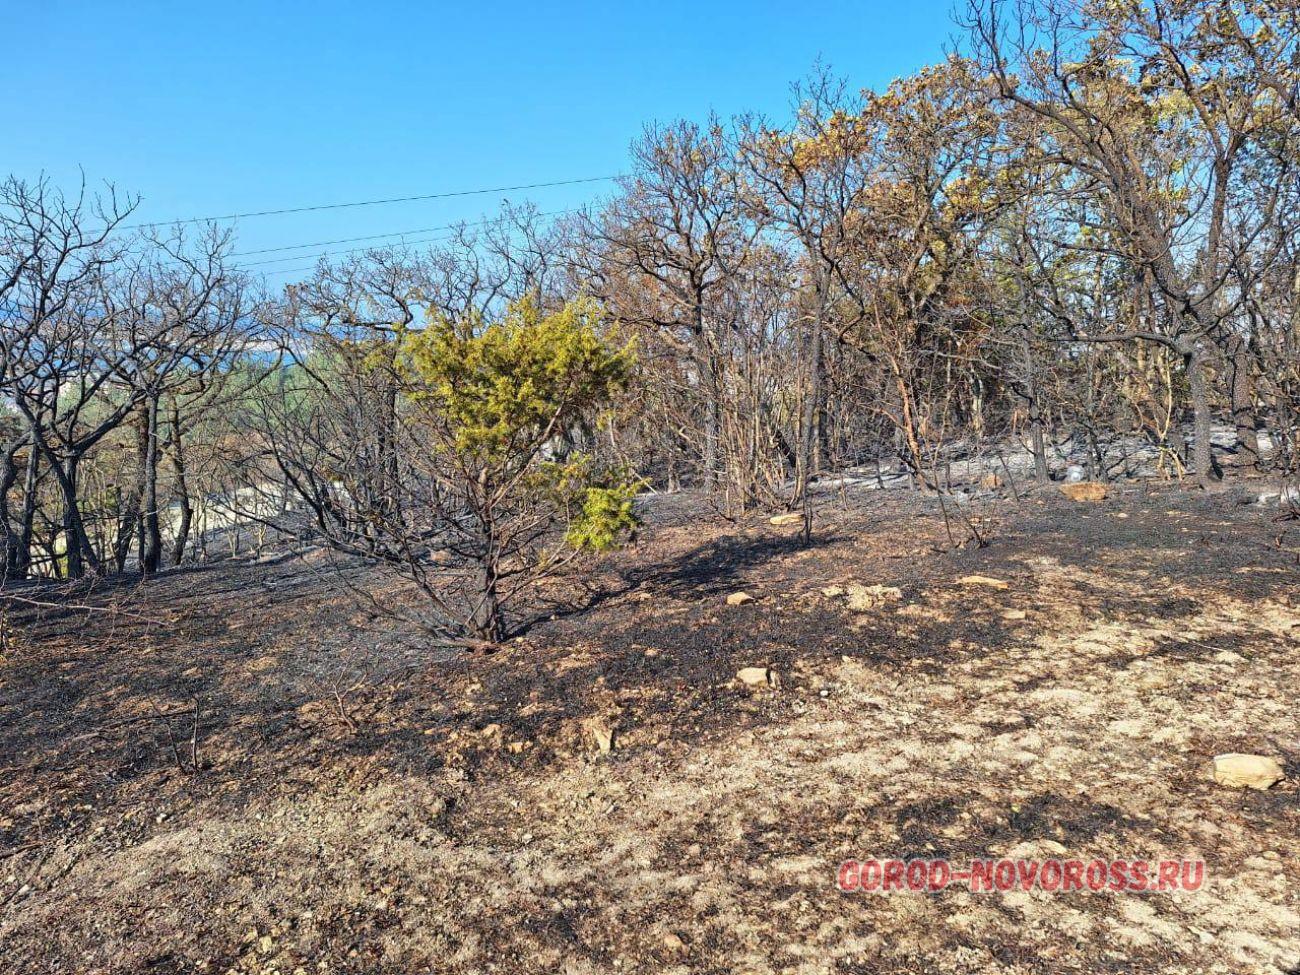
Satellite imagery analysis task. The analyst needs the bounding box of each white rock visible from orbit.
[1212,753,1285,790]
[958,575,1010,591]
[845,584,903,611]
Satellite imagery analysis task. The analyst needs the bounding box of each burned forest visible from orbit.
[3,2,1300,973]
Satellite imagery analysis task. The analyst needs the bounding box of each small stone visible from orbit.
[726,591,755,606]
[737,667,772,687]
[1001,609,1027,621]
[1212,753,1285,790]
[769,513,803,526]
[958,575,1010,591]
[1060,482,1108,502]
[583,717,616,753]
[845,584,903,612]
[821,585,846,598]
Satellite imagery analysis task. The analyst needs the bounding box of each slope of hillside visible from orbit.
[2,484,1298,974]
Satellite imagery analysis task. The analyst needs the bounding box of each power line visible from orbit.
[229,207,579,259]
[239,231,458,269]
[231,208,582,272]
[260,265,330,279]
[230,224,458,257]
[125,175,620,230]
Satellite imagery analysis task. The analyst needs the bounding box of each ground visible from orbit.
[1,482,1298,974]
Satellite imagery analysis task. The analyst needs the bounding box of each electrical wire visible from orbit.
[124,175,619,230]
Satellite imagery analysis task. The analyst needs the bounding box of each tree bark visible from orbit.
[15,440,39,578]
[469,554,503,642]
[891,358,936,492]
[50,452,99,578]
[794,307,824,504]
[1184,349,1221,485]
[113,407,147,572]
[139,395,163,575]
[0,436,24,579]
[699,352,721,492]
[168,404,194,567]
[1029,395,1049,485]
[1228,336,1260,471]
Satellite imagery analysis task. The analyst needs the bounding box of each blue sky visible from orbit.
[5,0,954,285]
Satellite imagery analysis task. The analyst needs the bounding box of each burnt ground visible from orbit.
[1,482,1299,974]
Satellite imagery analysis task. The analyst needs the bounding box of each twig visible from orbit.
[190,698,201,770]
[65,708,194,744]
[333,685,359,733]
[152,699,186,771]
[0,590,163,625]
[0,841,43,860]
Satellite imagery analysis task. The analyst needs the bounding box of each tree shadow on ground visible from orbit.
[517,525,841,632]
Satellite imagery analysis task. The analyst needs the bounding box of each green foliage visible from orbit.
[397,296,634,463]
[393,296,641,559]
[528,455,642,552]
[567,483,640,552]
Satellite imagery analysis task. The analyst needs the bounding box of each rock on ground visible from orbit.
[1212,753,1286,790]
[1060,482,1109,502]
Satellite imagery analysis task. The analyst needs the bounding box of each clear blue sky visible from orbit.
[5,0,954,285]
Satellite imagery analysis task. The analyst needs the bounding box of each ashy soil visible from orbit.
[1,482,1298,974]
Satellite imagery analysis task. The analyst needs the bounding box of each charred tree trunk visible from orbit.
[1029,395,1049,485]
[1228,335,1260,471]
[15,440,39,579]
[168,404,193,566]
[468,511,503,642]
[113,406,148,573]
[469,560,503,643]
[1184,348,1221,485]
[890,355,937,492]
[50,452,99,578]
[139,395,163,575]
[699,352,721,493]
[0,435,25,580]
[794,304,824,505]
[1017,338,1050,486]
